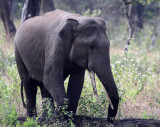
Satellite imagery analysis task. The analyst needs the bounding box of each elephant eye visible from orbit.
[90,40,98,49]
[90,45,94,49]
[74,30,79,37]
[89,42,96,49]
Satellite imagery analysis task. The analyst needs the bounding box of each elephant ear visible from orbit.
[59,19,79,42]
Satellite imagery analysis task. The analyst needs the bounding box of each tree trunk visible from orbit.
[8,0,14,21]
[136,3,144,29]
[122,0,144,52]
[0,0,16,39]
[41,0,54,14]
[21,0,42,23]
[150,19,158,50]
[122,1,134,52]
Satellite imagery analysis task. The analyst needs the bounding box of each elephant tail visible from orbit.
[21,82,26,108]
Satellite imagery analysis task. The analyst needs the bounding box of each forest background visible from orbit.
[0,0,160,126]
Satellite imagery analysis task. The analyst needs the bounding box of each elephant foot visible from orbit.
[17,116,27,122]
[107,117,115,124]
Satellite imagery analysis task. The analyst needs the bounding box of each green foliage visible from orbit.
[0,36,5,45]
[0,47,15,74]
[0,99,18,126]
[138,0,151,4]
[111,47,157,100]
[0,45,20,126]
[54,99,75,127]
[23,118,40,127]
[78,75,109,117]
[41,98,54,119]
[124,0,156,4]
[82,9,101,17]
[0,48,5,73]
[142,110,157,119]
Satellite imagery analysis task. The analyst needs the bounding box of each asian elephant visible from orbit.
[14,9,119,123]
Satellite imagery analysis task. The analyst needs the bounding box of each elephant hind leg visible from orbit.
[24,78,38,117]
[15,47,37,117]
[40,85,54,119]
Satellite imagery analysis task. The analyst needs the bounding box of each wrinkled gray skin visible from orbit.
[15,9,119,123]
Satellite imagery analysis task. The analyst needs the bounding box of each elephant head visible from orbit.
[59,17,119,122]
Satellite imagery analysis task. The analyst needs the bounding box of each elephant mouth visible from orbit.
[89,71,114,110]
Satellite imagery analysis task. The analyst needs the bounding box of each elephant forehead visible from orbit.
[79,19,99,27]
[79,17,105,25]
[77,19,106,33]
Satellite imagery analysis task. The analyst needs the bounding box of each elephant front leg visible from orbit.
[43,65,67,118]
[67,67,85,114]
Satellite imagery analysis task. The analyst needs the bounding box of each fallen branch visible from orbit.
[15,115,160,127]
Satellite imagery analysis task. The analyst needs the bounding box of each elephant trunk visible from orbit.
[89,71,114,109]
[94,62,119,122]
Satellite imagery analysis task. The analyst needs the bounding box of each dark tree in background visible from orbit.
[21,0,55,23]
[21,0,42,23]
[8,0,15,21]
[0,0,16,39]
[145,2,160,49]
[41,0,55,14]
[122,0,144,52]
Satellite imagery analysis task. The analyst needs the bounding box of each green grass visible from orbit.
[0,20,160,126]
